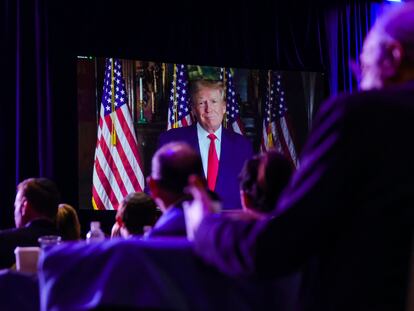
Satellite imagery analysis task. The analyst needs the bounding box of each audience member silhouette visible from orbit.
[0,178,60,269]
[56,204,81,241]
[239,151,293,219]
[146,142,205,238]
[111,192,159,238]
[184,4,414,311]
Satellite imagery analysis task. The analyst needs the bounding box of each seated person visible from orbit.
[0,178,60,269]
[111,192,159,238]
[146,142,205,238]
[56,203,81,241]
[239,151,293,219]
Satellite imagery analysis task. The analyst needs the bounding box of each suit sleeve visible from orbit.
[157,131,169,150]
[194,95,350,278]
[0,231,19,269]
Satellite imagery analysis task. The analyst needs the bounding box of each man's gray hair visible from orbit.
[189,80,225,105]
[373,3,414,65]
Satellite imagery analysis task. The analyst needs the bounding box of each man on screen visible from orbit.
[158,80,253,210]
[185,3,414,311]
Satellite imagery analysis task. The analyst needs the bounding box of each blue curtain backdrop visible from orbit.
[0,0,397,228]
[325,1,402,95]
[1,0,77,228]
[1,0,54,227]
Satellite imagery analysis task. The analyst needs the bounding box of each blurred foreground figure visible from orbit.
[185,4,414,311]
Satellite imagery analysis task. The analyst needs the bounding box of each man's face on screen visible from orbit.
[192,86,226,133]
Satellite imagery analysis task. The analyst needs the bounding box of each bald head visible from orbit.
[360,3,414,90]
[376,3,414,58]
[151,142,204,194]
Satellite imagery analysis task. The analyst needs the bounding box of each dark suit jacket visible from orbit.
[194,81,414,311]
[0,218,58,269]
[146,203,186,238]
[158,124,253,209]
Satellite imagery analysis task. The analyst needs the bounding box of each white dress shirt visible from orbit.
[197,123,222,177]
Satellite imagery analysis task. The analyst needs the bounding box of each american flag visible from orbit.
[220,68,244,135]
[261,71,298,167]
[92,58,145,210]
[167,64,193,129]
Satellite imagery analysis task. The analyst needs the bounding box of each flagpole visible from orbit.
[137,68,148,124]
[152,67,157,119]
[267,70,274,149]
[222,68,227,128]
[111,59,117,146]
[162,63,166,100]
[173,64,178,128]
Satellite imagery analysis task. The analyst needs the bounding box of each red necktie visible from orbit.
[207,133,219,191]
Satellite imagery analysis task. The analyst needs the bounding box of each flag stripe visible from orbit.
[92,169,113,210]
[261,71,298,167]
[115,108,145,190]
[98,120,129,199]
[167,64,192,130]
[280,116,298,166]
[94,157,119,209]
[221,68,245,135]
[116,106,144,171]
[275,121,291,160]
[95,141,125,204]
[99,115,128,192]
[92,186,106,210]
[112,111,144,192]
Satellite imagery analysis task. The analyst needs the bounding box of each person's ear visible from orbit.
[381,41,404,78]
[21,199,30,217]
[147,177,159,197]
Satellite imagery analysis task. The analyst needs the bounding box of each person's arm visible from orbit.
[110,222,122,238]
[187,95,349,277]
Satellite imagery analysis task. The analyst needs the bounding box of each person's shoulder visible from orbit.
[223,128,252,151]
[339,81,414,113]
[313,82,414,134]
[222,128,250,143]
[28,219,57,231]
[0,227,29,244]
[158,125,196,146]
[311,89,366,127]
[160,125,195,140]
[0,227,20,238]
[164,126,194,135]
[147,207,186,238]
